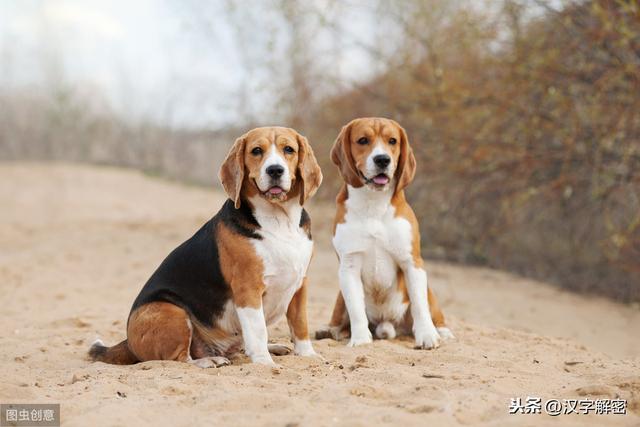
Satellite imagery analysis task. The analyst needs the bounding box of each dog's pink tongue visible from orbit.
[268,186,283,195]
[373,175,389,185]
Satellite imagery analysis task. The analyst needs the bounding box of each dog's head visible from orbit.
[330,117,416,193]
[219,127,322,208]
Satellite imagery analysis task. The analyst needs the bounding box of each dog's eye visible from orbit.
[389,138,397,145]
[283,146,295,154]
[357,137,369,145]
[251,147,263,156]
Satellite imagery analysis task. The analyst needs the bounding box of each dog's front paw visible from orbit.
[297,348,321,358]
[251,353,278,366]
[296,348,324,361]
[294,339,322,358]
[437,327,455,340]
[414,324,441,350]
[348,329,373,347]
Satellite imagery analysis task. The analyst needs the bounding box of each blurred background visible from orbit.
[1,0,638,302]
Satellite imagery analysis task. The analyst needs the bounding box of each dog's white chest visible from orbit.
[333,187,413,263]
[252,212,313,325]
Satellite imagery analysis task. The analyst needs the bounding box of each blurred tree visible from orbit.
[296,0,640,301]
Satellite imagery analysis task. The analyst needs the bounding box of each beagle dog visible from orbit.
[316,117,453,349]
[89,127,323,367]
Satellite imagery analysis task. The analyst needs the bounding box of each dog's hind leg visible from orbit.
[315,291,350,340]
[189,356,230,368]
[428,288,455,340]
[126,301,195,363]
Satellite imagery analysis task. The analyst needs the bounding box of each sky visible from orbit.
[0,0,378,129]
[0,0,260,128]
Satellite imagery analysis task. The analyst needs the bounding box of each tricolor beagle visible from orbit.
[316,117,454,349]
[89,127,323,367]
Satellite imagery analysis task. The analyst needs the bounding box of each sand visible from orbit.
[0,162,638,427]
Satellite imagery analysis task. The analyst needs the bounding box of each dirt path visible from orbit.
[1,163,638,426]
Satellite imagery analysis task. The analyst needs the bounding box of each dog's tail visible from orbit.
[88,339,138,365]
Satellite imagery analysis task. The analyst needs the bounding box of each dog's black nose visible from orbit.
[266,164,285,178]
[373,155,391,168]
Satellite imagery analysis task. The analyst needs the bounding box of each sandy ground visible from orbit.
[1,162,639,427]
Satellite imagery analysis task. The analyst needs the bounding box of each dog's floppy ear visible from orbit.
[394,122,416,194]
[219,135,246,209]
[330,121,362,187]
[296,133,323,205]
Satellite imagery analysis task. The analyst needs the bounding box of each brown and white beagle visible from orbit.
[316,117,454,349]
[89,127,323,367]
